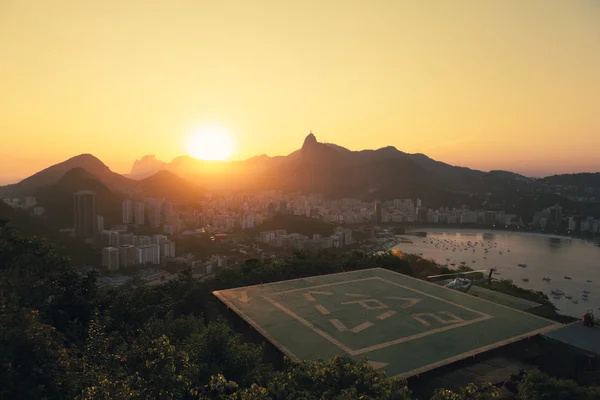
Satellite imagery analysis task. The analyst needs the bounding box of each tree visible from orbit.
[517,369,600,400]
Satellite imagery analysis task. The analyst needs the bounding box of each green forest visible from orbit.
[1,217,599,399]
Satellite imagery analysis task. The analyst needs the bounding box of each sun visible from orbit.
[187,125,234,161]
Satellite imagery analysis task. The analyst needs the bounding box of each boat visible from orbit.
[543,276,552,281]
[518,263,527,268]
[565,295,572,299]
[551,289,564,296]
[587,280,592,283]
[564,276,572,280]
[583,290,591,294]
[522,278,529,282]
[573,300,579,304]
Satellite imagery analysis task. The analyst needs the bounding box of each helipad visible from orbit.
[214,268,561,378]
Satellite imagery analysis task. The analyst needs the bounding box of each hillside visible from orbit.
[135,170,205,201]
[35,168,123,229]
[126,154,167,180]
[0,154,134,196]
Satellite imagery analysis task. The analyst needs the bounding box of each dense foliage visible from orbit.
[1,217,597,399]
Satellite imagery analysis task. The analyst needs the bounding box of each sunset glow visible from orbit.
[0,1,599,182]
[187,126,234,161]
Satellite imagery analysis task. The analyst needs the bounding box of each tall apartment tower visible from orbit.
[122,200,133,224]
[374,201,382,224]
[147,199,161,228]
[134,201,145,225]
[74,191,96,239]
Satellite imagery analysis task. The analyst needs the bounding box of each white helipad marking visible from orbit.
[315,304,331,315]
[240,291,251,303]
[368,361,389,369]
[351,322,374,333]
[303,291,333,302]
[342,298,388,310]
[330,319,348,331]
[377,310,397,320]
[412,312,465,327]
[386,297,422,308]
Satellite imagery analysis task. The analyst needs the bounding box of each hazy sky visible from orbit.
[1,0,599,184]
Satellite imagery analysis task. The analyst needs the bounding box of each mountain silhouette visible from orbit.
[1,154,134,196]
[135,170,205,201]
[3,133,596,209]
[127,155,167,180]
[35,167,123,229]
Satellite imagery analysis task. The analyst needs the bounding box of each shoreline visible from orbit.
[405,227,587,243]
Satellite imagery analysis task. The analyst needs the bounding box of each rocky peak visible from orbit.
[302,132,319,150]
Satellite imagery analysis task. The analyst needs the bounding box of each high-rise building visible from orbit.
[133,235,152,246]
[137,244,160,265]
[96,215,104,231]
[162,240,176,258]
[279,200,288,216]
[148,199,161,228]
[152,234,168,246]
[101,230,120,247]
[122,200,133,224]
[102,246,119,271]
[160,200,172,224]
[74,191,96,239]
[134,202,145,225]
[120,232,134,245]
[267,201,277,218]
[118,245,137,268]
[374,201,382,224]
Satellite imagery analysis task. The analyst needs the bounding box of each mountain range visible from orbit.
[1,134,599,216]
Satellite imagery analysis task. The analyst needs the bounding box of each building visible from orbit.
[137,244,161,265]
[160,200,172,224]
[102,246,119,271]
[483,211,497,226]
[148,199,161,228]
[118,244,137,268]
[374,201,382,224]
[267,202,277,218]
[101,230,120,247]
[134,202,145,225]
[120,232,134,245]
[122,200,133,224]
[134,235,152,246]
[279,200,288,216]
[417,207,428,222]
[162,240,176,258]
[24,196,37,208]
[96,215,104,231]
[152,234,168,246]
[74,191,96,239]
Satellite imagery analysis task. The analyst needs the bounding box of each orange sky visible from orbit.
[1,0,599,184]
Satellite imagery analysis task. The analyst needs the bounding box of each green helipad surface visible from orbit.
[214,268,561,378]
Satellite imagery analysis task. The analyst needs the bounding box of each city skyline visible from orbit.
[1,1,599,184]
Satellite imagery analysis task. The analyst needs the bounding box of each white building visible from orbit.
[134,202,145,225]
[118,244,137,268]
[137,244,161,265]
[162,240,176,258]
[122,200,133,224]
[102,247,120,271]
